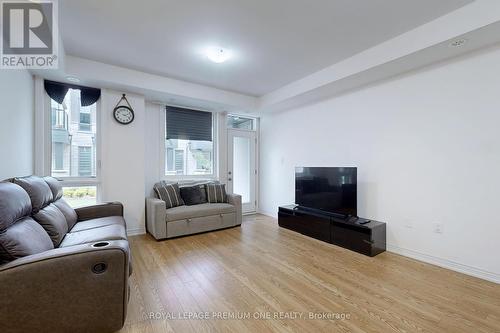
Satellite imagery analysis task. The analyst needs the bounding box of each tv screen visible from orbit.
[295,167,357,216]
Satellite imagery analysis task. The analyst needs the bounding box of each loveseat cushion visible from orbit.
[0,217,54,264]
[53,199,78,230]
[13,176,53,213]
[33,203,69,246]
[70,216,126,232]
[165,203,235,222]
[0,182,32,230]
[59,224,127,247]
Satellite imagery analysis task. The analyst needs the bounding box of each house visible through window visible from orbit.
[165,107,214,176]
[50,89,97,178]
[48,85,99,208]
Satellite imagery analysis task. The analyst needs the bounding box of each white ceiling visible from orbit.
[60,0,473,97]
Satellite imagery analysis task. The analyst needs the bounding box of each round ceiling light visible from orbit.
[66,76,81,83]
[206,47,231,63]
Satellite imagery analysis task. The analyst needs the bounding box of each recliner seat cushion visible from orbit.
[70,216,126,232]
[33,203,69,246]
[53,199,78,230]
[59,224,127,247]
[0,217,54,264]
[13,176,53,213]
[165,203,236,222]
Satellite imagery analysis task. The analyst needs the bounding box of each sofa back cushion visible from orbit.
[44,177,78,230]
[154,182,185,209]
[0,182,54,264]
[180,185,208,206]
[33,203,68,246]
[0,182,31,230]
[44,176,63,201]
[205,184,228,203]
[53,199,78,230]
[13,176,53,213]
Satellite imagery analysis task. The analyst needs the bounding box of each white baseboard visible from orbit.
[387,244,500,284]
[257,210,277,218]
[127,227,146,236]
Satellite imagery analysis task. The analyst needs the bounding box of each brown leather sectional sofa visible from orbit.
[0,176,130,333]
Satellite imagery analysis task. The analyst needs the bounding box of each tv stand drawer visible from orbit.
[331,225,372,256]
[278,211,330,243]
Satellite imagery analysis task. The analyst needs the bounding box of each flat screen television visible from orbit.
[295,167,357,217]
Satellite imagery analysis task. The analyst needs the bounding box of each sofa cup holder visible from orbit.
[92,242,110,248]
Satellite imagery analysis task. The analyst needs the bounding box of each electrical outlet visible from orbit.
[433,223,443,234]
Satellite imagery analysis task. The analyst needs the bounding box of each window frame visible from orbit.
[160,107,218,180]
[40,85,102,202]
[227,114,257,131]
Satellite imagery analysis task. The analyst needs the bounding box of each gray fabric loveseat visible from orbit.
[146,181,242,240]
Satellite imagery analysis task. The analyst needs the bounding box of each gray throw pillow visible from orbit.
[154,182,185,209]
[180,186,207,205]
[205,184,227,203]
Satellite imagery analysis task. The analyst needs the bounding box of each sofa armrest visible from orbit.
[75,202,124,221]
[227,193,242,225]
[146,197,166,240]
[0,240,130,333]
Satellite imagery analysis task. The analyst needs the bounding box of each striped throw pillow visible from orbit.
[205,184,227,203]
[154,182,185,209]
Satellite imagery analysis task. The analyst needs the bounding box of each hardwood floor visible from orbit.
[120,214,500,333]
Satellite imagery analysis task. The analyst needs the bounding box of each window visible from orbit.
[50,89,97,178]
[79,111,91,131]
[53,143,64,170]
[174,149,185,174]
[46,85,100,208]
[78,146,92,176]
[165,107,214,176]
[227,115,255,130]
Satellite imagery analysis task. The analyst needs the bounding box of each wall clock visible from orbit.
[113,94,135,125]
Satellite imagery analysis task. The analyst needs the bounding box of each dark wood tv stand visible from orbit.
[278,205,386,257]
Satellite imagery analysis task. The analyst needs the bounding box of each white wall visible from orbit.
[100,90,146,235]
[259,45,500,283]
[0,70,34,179]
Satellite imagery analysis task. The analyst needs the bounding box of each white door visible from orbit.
[227,129,257,213]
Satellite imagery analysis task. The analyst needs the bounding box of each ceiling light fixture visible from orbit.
[206,47,231,63]
[66,76,80,83]
[449,38,467,48]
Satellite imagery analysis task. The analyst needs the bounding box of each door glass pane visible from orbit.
[233,136,251,203]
